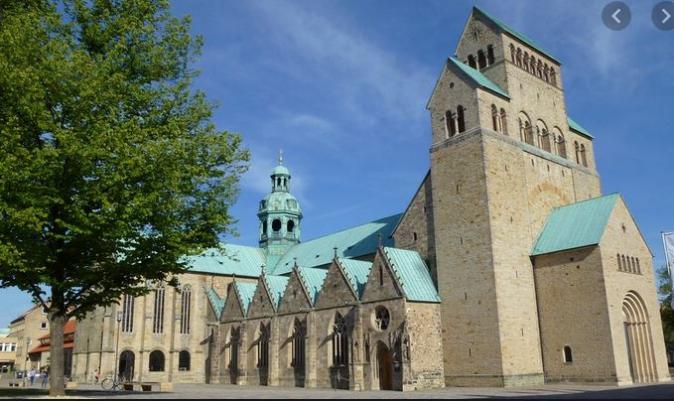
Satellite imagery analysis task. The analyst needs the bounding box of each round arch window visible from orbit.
[271,219,282,232]
[287,220,295,233]
[373,306,390,331]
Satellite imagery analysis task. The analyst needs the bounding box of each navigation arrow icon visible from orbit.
[612,8,622,24]
[653,1,674,30]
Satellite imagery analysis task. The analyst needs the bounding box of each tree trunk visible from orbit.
[48,312,66,396]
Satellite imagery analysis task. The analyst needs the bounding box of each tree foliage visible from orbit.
[0,0,248,394]
[657,265,674,347]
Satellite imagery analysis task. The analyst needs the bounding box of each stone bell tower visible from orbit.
[258,151,303,261]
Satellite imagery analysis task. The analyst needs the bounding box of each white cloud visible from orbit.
[246,1,435,131]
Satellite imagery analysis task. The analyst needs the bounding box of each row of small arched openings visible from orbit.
[516,111,588,168]
[466,45,496,71]
[510,44,557,86]
[618,254,642,275]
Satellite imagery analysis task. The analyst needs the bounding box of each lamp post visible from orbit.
[113,311,122,382]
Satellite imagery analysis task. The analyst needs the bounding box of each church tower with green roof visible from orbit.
[258,151,302,260]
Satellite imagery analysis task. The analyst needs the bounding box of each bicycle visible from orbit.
[100,374,124,391]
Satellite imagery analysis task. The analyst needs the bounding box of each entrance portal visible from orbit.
[376,342,394,391]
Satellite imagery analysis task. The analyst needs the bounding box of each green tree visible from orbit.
[0,0,248,395]
[657,265,674,357]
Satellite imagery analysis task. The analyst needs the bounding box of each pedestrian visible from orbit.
[28,368,35,386]
[41,369,49,388]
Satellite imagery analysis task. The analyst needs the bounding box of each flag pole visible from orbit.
[663,231,674,308]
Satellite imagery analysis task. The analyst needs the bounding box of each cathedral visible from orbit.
[72,7,670,390]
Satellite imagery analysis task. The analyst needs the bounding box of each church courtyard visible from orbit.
[2,382,674,399]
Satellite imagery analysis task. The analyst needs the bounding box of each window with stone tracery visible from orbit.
[374,306,390,331]
[332,313,349,367]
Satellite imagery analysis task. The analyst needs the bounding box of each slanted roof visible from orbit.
[234,282,257,314]
[473,6,561,64]
[186,244,264,278]
[297,267,328,305]
[272,214,401,275]
[383,247,441,303]
[448,57,510,99]
[568,117,594,139]
[532,194,620,256]
[339,258,372,298]
[264,275,290,308]
[205,287,225,317]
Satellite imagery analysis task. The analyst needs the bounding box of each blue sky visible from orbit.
[2,0,674,327]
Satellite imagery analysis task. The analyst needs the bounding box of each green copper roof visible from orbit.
[272,165,290,176]
[383,247,441,303]
[448,57,510,99]
[205,287,225,317]
[568,117,594,139]
[271,214,400,275]
[186,244,264,278]
[265,275,290,308]
[234,282,257,314]
[473,6,560,64]
[532,194,620,256]
[338,258,372,298]
[297,267,328,305]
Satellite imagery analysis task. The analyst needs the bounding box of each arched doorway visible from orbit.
[623,291,657,383]
[118,351,134,382]
[376,341,394,391]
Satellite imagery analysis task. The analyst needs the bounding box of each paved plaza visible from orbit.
[3,381,674,399]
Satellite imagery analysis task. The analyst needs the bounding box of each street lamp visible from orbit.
[113,311,122,382]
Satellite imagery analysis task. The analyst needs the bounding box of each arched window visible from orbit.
[538,120,551,152]
[152,287,165,334]
[523,52,530,72]
[622,255,628,272]
[544,64,550,82]
[257,322,270,369]
[180,285,191,334]
[379,264,384,286]
[271,219,282,232]
[626,256,632,272]
[500,108,508,135]
[491,104,499,131]
[287,220,295,233]
[580,144,588,167]
[519,112,533,145]
[617,253,622,271]
[456,105,465,133]
[510,44,515,63]
[636,258,641,274]
[121,294,134,333]
[516,48,522,67]
[530,55,536,74]
[563,346,573,363]
[487,45,495,65]
[332,313,349,367]
[554,128,567,158]
[178,350,190,371]
[445,110,456,138]
[574,141,580,164]
[149,350,165,372]
[262,220,267,235]
[467,55,476,69]
[537,60,543,78]
[291,319,305,369]
[550,69,557,86]
[477,49,486,70]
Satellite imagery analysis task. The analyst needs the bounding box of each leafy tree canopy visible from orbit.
[0,1,248,393]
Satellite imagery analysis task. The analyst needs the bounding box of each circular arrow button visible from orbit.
[653,1,674,31]
[602,1,631,31]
